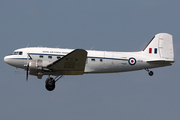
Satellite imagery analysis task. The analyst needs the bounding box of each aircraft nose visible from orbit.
[4,55,17,67]
[4,55,25,68]
[4,56,10,64]
[4,56,8,63]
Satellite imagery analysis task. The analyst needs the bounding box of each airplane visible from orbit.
[4,33,174,91]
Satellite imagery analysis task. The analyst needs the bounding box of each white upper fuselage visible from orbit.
[4,47,165,75]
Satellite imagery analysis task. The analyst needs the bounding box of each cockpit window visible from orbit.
[13,51,23,55]
[19,52,23,55]
[13,52,18,55]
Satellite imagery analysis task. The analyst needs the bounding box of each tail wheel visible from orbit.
[145,68,154,76]
[45,77,55,91]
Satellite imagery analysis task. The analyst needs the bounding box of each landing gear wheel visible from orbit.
[149,71,154,76]
[45,77,55,91]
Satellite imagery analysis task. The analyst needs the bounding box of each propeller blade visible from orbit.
[26,64,29,81]
[26,69,28,81]
[26,52,29,81]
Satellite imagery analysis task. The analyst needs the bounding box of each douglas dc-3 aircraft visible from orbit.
[4,33,174,91]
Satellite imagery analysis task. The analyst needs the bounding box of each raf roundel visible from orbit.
[128,57,136,65]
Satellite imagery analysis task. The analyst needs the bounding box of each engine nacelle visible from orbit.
[29,59,43,70]
[29,60,43,77]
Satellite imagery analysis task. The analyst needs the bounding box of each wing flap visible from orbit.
[47,49,87,75]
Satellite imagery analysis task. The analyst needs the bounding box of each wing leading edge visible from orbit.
[47,49,87,75]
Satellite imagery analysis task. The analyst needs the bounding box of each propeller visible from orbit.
[26,64,29,81]
[26,52,29,81]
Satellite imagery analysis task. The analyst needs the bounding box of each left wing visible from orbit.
[47,49,87,75]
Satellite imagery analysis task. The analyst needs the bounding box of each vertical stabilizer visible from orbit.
[143,33,174,61]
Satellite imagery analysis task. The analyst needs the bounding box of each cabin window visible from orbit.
[91,58,95,61]
[48,56,52,59]
[57,56,61,59]
[100,59,103,62]
[39,55,43,58]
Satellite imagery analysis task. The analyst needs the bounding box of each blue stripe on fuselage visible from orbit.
[10,52,129,61]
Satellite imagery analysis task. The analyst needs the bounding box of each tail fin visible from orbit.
[143,33,174,61]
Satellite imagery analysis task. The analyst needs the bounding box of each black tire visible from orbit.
[45,77,55,91]
[149,71,154,76]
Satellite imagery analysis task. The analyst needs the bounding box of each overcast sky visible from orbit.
[1,0,180,120]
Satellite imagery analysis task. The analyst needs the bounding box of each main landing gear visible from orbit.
[145,68,154,76]
[45,75,63,91]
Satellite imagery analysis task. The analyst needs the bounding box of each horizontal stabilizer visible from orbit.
[146,60,174,66]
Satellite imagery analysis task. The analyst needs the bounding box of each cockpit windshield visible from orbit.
[13,51,23,55]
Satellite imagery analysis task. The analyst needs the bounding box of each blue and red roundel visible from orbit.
[128,57,136,65]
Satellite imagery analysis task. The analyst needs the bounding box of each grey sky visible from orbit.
[1,0,180,120]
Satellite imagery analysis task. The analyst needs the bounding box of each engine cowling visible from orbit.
[28,60,43,77]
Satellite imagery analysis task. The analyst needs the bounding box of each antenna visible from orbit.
[56,45,59,48]
[26,43,29,48]
[38,45,43,47]
[90,46,94,50]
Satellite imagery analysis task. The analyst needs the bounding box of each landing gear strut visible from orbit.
[145,68,154,76]
[45,75,63,91]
